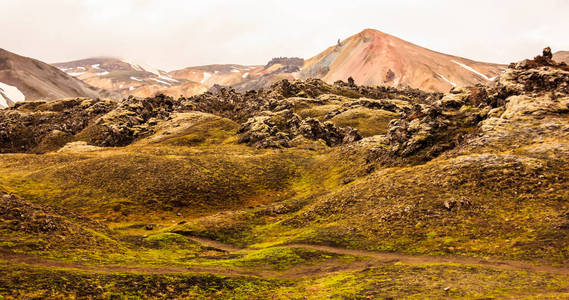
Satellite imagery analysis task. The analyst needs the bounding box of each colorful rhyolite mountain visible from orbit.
[0,48,111,108]
[52,57,201,98]
[300,29,506,91]
[553,51,569,64]
[51,29,508,98]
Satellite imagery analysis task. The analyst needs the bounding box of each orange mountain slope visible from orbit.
[300,29,506,92]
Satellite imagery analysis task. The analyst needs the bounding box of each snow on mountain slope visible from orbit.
[54,57,193,97]
[0,81,25,108]
[0,48,112,106]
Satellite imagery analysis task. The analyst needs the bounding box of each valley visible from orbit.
[1,48,569,298]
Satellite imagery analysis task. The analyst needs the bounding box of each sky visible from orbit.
[1,0,568,71]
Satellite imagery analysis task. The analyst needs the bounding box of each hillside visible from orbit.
[53,57,206,98]
[1,49,569,298]
[301,29,506,92]
[0,49,113,108]
[554,50,569,64]
[169,59,302,92]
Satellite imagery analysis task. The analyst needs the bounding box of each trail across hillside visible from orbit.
[187,236,569,275]
[3,237,569,278]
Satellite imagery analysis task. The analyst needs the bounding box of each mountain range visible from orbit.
[0,49,112,108]
[1,28,566,107]
[49,29,510,99]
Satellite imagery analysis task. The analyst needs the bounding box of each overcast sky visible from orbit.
[1,0,568,71]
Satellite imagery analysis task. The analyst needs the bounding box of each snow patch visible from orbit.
[242,72,249,79]
[201,72,211,84]
[68,72,85,77]
[436,73,456,87]
[230,69,240,73]
[451,60,490,80]
[214,71,220,74]
[129,86,135,91]
[157,74,179,83]
[96,71,109,76]
[77,66,86,70]
[121,58,162,76]
[150,78,171,85]
[0,82,25,108]
[130,76,142,82]
[91,64,101,70]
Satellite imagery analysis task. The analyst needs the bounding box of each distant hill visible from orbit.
[553,50,569,64]
[0,48,112,108]
[53,57,198,98]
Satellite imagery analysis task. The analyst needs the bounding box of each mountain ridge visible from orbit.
[0,48,114,107]
[51,28,509,97]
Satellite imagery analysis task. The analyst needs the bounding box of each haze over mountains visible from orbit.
[1,28,567,108]
[48,29,508,99]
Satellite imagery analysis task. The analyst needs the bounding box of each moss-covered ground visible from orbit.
[1,102,569,298]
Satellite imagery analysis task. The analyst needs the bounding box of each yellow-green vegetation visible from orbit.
[2,63,569,298]
[0,144,306,221]
[197,246,358,271]
[329,107,398,136]
[3,261,569,299]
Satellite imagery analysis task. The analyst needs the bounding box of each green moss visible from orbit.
[199,247,355,271]
[164,118,239,147]
[329,107,398,137]
[0,265,291,299]
[143,233,198,249]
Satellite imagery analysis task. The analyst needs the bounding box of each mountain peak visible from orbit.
[301,28,505,92]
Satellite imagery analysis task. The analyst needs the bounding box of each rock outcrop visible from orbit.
[368,48,569,165]
[0,98,116,153]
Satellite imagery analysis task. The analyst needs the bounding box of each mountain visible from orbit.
[53,57,195,98]
[53,29,507,96]
[177,29,506,93]
[169,64,258,87]
[554,50,569,64]
[0,48,112,108]
[169,60,301,92]
[300,29,506,92]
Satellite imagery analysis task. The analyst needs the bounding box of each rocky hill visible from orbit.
[2,49,569,298]
[0,49,113,108]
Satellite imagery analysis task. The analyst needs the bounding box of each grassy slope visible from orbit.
[1,94,569,298]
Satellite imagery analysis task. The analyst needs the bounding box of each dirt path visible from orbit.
[0,250,260,277]
[285,244,569,275]
[3,237,569,278]
[185,236,245,252]
[183,236,569,275]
